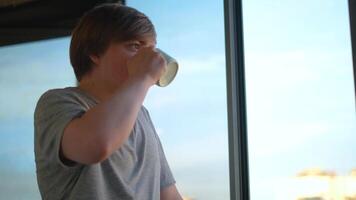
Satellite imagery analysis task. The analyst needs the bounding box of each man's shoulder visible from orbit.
[140,105,152,119]
[37,87,90,104]
[35,87,81,115]
[141,105,148,113]
[40,87,76,99]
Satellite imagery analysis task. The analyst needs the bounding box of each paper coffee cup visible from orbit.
[156,48,178,87]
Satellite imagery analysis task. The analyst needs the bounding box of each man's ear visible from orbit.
[89,54,100,66]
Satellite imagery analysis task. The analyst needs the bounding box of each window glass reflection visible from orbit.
[242,0,356,199]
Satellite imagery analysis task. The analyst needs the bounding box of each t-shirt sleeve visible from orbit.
[141,107,176,189]
[34,89,87,169]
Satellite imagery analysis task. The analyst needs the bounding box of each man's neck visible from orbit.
[78,77,116,103]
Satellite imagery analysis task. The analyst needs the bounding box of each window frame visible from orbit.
[224,0,250,199]
[348,0,356,106]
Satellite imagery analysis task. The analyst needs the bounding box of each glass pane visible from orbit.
[0,38,75,199]
[127,1,230,199]
[242,0,356,199]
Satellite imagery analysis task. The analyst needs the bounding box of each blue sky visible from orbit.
[0,0,355,199]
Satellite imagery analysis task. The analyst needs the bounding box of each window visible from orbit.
[1,1,355,199]
[0,38,75,199]
[128,0,230,199]
[242,0,356,199]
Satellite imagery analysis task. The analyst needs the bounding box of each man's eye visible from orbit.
[130,43,140,50]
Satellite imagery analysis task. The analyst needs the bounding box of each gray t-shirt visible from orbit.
[34,87,175,200]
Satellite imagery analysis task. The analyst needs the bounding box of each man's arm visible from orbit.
[61,47,166,165]
[161,184,183,200]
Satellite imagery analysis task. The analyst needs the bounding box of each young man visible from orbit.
[34,3,182,200]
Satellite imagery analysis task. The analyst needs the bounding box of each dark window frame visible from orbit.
[224,0,250,199]
[348,0,356,106]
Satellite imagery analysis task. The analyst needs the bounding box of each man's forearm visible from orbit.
[62,77,151,164]
[87,78,150,151]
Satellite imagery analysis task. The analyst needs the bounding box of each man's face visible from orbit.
[92,36,156,89]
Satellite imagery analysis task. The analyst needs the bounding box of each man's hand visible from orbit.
[127,47,167,86]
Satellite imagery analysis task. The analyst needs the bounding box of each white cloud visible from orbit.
[163,132,229,170]
[248,120,330,157]
[244,48,353,157]
[246,50,323,90]
[0,58,75,120]
[177,54,225,75]
[144,89,180,109]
